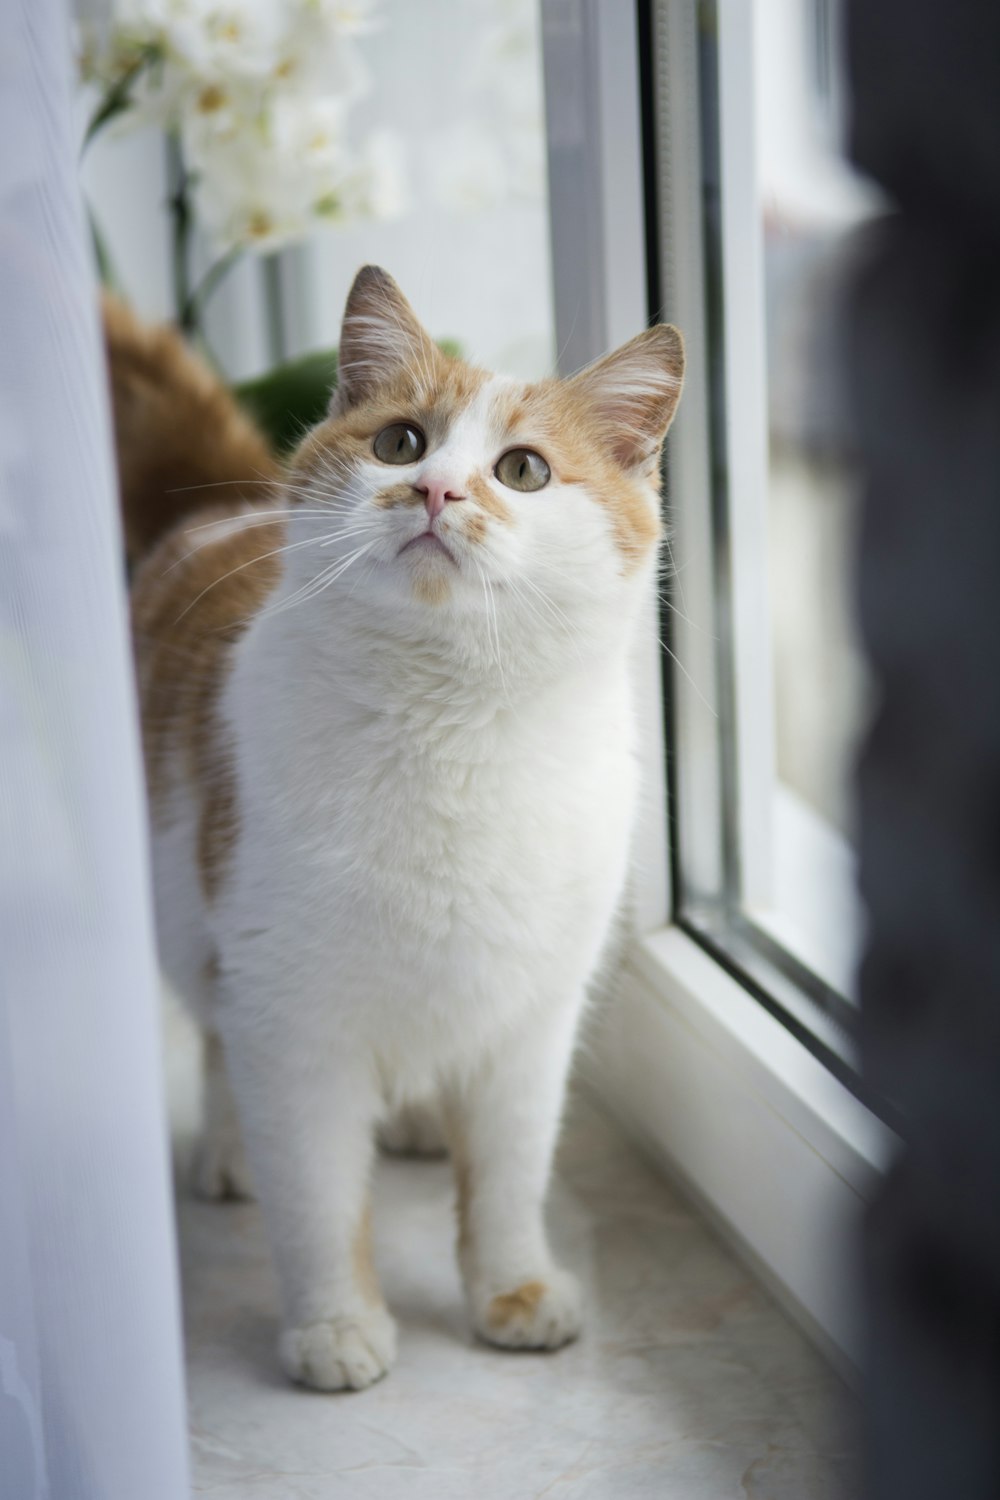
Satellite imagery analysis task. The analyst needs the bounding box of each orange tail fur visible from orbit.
[102,295,280,568]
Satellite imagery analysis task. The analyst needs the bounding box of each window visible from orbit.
[653,0,883,1085]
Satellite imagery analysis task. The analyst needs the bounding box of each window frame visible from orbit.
[665,0,865,1068]
[541,0,892,1374]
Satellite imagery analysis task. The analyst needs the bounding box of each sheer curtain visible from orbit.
[0,1,190,1495]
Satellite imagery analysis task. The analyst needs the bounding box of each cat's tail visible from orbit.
[102,294,280,568]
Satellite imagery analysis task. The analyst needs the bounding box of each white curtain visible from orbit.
[0,1,191,1496]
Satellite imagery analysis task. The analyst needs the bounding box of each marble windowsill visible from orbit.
[168,1002,859,1500]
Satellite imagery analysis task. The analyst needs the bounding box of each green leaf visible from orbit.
[234,349,340,455]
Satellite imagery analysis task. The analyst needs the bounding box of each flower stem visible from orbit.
[82,47,157,154]
[167,136,194,332]
[181,247,243,334]
[88,205,122,293]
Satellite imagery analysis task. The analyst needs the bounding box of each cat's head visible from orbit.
[287,265,683,660]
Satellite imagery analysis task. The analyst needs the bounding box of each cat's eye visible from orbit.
[373,422,426,465]
[494,448,551,492]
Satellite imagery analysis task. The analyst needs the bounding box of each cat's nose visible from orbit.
[415,479,466,520]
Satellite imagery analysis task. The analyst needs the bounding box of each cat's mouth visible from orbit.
[398,531,457,565]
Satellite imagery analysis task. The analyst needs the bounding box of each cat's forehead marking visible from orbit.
[439,370,517,441]
[420,359,493,426]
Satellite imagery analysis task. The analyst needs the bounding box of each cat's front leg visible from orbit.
[220,1010,395,1392]
[447,998,584,1351]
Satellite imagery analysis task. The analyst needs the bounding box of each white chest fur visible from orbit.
[207,589,641,1090]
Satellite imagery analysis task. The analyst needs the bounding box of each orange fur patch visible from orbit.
[447,1115,473,1257]
[487,1281,548,1330]
[412,571,451,607]
[467,473,513,526]
[104,295,279,567]
[373,481,421,510]
[131,508,284,899]
[352,1200,383,1308]
[463,512,488,545]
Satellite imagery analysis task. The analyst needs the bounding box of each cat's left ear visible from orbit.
[567,324,685,474]
[333,264,440,412]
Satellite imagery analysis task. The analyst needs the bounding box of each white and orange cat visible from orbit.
[108,266,684,1392]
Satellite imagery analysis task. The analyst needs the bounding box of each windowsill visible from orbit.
[586,924,895,1378]
[170,1059,859,1496]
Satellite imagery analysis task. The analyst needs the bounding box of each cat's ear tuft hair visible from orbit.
[333,265,440,412]
[568,324,685,474]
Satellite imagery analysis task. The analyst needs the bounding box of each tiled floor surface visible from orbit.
[172,1059,860,1500]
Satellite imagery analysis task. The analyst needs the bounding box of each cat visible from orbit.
[107,266,684,1391]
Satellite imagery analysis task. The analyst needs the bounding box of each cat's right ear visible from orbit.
[566,324,685,476]
[333,265,439,413]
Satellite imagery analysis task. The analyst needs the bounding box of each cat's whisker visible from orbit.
[318,523,378,548]
[662,536,689,608]
[654,590,710,635]
[511,576,582,657]
[503,581,561,651]
[170,530,341,621]
[347,557,380,601]
[181,508,334,531]
[164,466,280,495]
[472,560,509,703]
[516,573,576,636]
[281,547,376,614]
[160,512,344,575]
[656,636,717,716]
[259,564,342,621]
[261,539,379,622]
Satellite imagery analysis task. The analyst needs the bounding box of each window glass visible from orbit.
[758,0,879,836]
[299,0,555,378]
[663,0,881,1067]
[754,0,880,994]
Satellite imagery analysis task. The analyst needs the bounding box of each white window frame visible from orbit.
[543,0,892,1377]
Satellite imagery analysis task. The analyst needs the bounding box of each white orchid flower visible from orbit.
[79,0,403,259]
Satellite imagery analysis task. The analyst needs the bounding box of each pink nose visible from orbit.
[415,480,465,520]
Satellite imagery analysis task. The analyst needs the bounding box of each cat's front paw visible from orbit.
[279,1307,397,1392]
[471,1268,583,1351]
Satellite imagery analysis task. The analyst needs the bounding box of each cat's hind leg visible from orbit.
[191,1028,254,1201]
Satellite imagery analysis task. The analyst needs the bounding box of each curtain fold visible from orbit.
[0,1,191,1496]
[848,1,1000,1495]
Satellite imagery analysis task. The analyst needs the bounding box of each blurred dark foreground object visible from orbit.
[847,2,1000,1496]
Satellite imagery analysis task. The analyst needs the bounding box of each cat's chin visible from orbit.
[398,531,457,565]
